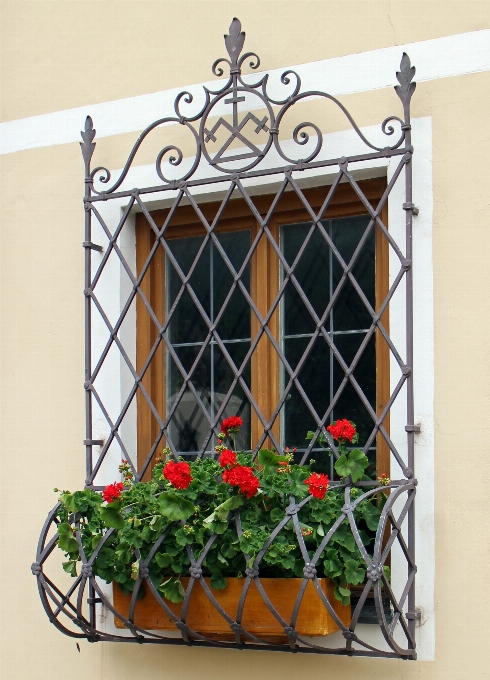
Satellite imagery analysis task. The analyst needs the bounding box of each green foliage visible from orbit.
[99,502,125,529]
[334,449,369,483]
[158,492,195,521]
[335,586,351,606]
[158,577,185,603]
[55,423,389,605]
[57,523,78,553]
[206,494,245,524]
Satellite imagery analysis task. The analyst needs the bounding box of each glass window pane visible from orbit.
[215,231,251,341]
[280,214,376,476]
[166,230,251,454]
[332,215,375,331]
[282,222,330,336]
[167,236,210,344]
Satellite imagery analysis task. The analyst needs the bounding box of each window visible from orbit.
[135,178,389,480]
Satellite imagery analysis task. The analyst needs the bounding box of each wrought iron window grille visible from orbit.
[34,18,420,659]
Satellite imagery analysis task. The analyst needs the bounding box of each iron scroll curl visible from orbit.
[81,18,415,194]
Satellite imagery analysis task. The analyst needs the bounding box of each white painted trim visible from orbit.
[91,118,434,660]
[1,29,488,155]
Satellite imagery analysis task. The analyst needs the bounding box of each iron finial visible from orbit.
[80,115,96,172]
[395,53,416,108]
[224,18,245,67]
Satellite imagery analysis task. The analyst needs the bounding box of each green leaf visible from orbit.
[99,505,125,529]
[62,560,78,577]
[174,528,193,546]
[164,544,181,557]
[334,453,350,478]
[383,565,391,581]
[91,534,102,550]
[344,559,365,585]
[59,492,75,511]
[257,449,279,466]
[323,551,342,579]
[360,500,381,531]
[358,529,373,547]
[220,543,237,559]
[204,519,228,534]
[158,577,185,603]
[113,571,129,584]
[210,574,227,590]
[279,554,295,570]
[214,494,245,522]
[270,507,284,523]
[158,492,194,521]
[305,431,328,446]
[316,523,325,537]
[154,552,173,568]
[334,449,369,482]
[115,548,132,564]
[334,586,351,606]
[57,523,78,553]
[335,530,356,553]
[141,526,153,542]
[257,449,289,471]
[347,449,369,482]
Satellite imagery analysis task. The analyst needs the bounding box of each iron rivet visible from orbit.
[190,566,202,579]
[303,564,317,579]
[286,504,300,515]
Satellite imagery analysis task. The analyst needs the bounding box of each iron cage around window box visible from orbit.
[33,18,420,659]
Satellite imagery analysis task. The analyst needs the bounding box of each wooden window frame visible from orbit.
[135,178,389,477]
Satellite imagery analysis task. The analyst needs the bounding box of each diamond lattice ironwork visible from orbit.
[34,18,419,658]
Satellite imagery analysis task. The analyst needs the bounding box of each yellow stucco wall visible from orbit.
[1,1,490,678]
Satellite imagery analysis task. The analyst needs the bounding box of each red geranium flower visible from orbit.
[102,482,124,504]
[304,472,329,500]
[163,460,193,490]
[221,416,243,436]
[219,449,237,468]
[327,419,357,443]
[222,465,259,498]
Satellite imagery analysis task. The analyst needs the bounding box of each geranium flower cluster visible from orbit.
[304,472,329,500]
[218,420,259,499]
[102,482,124,504]
[220,416,243,437]
[327,419,357,443]
[222,465,260,499]
[218,449,237,468]
[163,460,193,490]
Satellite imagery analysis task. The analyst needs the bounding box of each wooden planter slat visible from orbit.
[113,577,351,640]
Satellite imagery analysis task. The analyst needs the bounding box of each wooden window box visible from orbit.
[113,578,351,641]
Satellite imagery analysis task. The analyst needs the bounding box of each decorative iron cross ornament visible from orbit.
[203,19,269,165]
